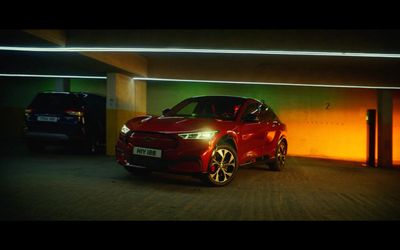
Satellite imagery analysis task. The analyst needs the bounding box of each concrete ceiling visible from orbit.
[145,53,400,86]
[65,29,400,53]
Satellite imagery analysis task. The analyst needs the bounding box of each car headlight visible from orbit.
[178,131,218,140]
[120,124,131,134]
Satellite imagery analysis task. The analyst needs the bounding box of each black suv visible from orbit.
[24,92,106,153]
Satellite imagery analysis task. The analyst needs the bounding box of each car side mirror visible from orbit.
[242,113,259,123]
[162,108,171,116]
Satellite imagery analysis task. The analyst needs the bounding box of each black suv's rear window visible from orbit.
[30,93,83,111]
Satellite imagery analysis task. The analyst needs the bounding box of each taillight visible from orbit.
[65,110,84,117]
[25,108,33,114]
[25,108,33,119]
[25,108,34,121]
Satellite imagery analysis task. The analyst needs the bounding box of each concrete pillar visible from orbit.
[377,90,393,168]
[106,73,146,155]
[55,78,70,92]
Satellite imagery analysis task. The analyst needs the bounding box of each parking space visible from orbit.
[1,140,400,220]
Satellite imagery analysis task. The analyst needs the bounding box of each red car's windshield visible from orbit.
[166,96,245,121]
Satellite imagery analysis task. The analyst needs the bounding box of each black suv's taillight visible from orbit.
[25,108,34,121]
[65,109,84,117]
[25,108,33,114]
[63,109,85,124]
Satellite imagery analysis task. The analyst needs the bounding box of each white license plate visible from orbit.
[37,116,59,122]
[133,147,162,158]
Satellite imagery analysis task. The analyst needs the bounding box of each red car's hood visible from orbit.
[127,115,233,134]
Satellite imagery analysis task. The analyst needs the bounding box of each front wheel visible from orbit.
[268,140,287,171]
[202,144,239,187]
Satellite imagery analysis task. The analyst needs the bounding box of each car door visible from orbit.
[238,101,268,163]
[262,106,281,156]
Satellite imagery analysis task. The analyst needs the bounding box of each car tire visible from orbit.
[202,144,239,187]
[86,133,102,154]
[268,139,287,171]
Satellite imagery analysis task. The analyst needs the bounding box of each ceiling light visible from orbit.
[0,73,107,79]
[1,46,400,59]
[133,77,400,90]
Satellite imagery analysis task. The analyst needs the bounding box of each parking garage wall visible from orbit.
[394,94,400,165]
[147,81,400,165]
[0,78,106,138]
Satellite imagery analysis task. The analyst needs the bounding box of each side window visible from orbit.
[241,102,261,120]
[176,101,198,116]
[258,105,269,122]
[84,96,94,111]
[253,105,279,122]
[83,95,102,113]
[94,96,105,111]
[265,107,278,122]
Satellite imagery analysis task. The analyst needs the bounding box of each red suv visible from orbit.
[116,96,287,186]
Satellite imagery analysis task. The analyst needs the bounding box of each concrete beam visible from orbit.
[82,52,147,77]
[66,30,400,54]
[22,30,148,77]
[23,29,66,46]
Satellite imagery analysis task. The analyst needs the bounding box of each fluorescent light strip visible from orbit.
[133,77,400,90]
[1,46,400,59]
[0,73,107,79]
[1,74,398,90]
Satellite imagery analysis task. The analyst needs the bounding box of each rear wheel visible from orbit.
[88,135,100,154]
[202,144,238,187]
[268,140,287,171]
[85,132,104,154]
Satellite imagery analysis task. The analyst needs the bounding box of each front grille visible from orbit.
[128,131,178,150]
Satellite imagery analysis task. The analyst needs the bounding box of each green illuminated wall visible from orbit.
[0,78,56,108]
[70,79,106,96]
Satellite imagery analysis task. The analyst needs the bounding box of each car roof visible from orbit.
[39,91,105,98]
[189,95,263,103]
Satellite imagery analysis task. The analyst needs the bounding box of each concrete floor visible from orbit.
[1,139,400,220]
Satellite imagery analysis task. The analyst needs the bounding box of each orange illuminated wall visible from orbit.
[147,81,400,165]
[393,91,400,165]
[281,88,377,162]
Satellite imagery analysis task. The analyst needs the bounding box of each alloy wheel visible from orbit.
[276,142,287,169]
[209,148,237,184]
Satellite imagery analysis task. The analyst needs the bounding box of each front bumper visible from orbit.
[115,134,215,174]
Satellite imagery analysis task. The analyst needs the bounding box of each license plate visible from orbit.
[133,147,162,158]
[37,116,59,122]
